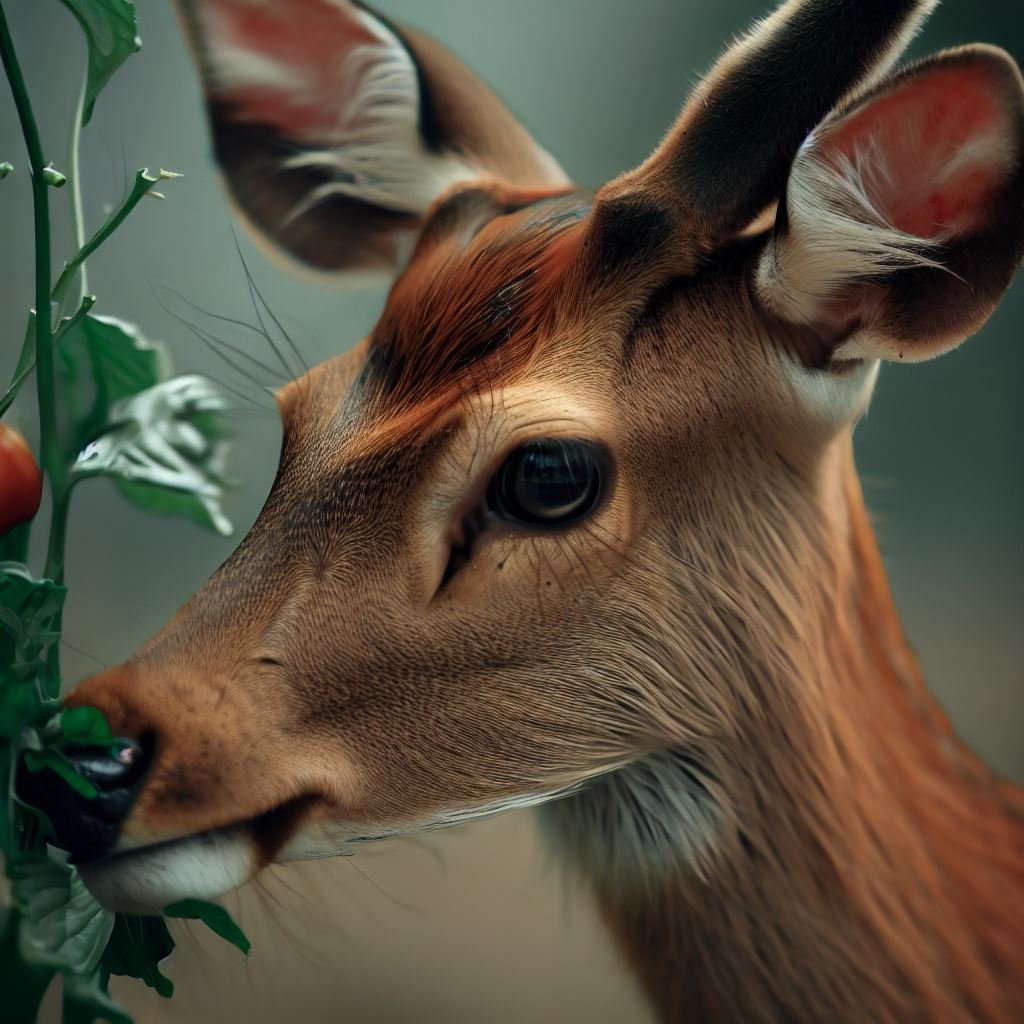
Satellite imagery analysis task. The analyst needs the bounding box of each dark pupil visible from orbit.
[499,441,600,523]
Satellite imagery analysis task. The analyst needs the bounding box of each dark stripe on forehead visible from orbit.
[357,192,590,418]
[584,194,676,277]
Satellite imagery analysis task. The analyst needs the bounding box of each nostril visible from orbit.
[15,734,154,864]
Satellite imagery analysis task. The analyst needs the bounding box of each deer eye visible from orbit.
[488,439,606,526]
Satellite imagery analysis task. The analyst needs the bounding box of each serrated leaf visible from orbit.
[163,898,251,955]
[0,563,67,729]
[74,374,235,535]
[13,858,114,976]
[58,0,141,126]
[61,317,235,533]
[102,913,175,998]
[60,706,113,746]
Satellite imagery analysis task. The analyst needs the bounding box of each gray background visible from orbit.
[2,1,1021,1021]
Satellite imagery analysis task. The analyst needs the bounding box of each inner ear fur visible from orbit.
[757,46,1024,364]
[175,0,568,275]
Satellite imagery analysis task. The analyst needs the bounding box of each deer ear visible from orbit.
[176,0,568,275]
[757,47,1024,364]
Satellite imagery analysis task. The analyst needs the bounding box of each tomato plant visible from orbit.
[0,2,249,1020]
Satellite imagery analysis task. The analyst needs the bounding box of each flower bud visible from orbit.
[42,166,67,188]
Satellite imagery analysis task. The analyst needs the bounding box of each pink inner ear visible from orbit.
[203,0,388,141]
[824,64,1013,238]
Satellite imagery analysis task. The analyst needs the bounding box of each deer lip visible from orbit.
[76,796,318,913]
[77,824,255,914]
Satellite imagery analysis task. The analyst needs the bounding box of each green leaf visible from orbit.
[23,749,98,799]
[12,858,114,976]
[60,706,113,746]
[59,314,168,451]
[60,315,235,533]
[163,899,251,955]
[73,374,235,535]
[114,478,229,535]
[0,563,67,729]
[102,913,175,998]
[0,908,55,1024]
[58,0,141,126]
[64,970,133,1024]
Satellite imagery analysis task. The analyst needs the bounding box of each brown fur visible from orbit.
[67,2,1024,1020]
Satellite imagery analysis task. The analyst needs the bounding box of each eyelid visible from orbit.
[489,439,606,527]
[436,436,615,594]
[446,430,604,537]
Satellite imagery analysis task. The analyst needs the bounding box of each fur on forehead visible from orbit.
[357,187,590,423]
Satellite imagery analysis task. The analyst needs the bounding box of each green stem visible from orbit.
[1,169,159,417]
[54,294,96,345]
[0,315,34,418]
[67,64,88,310]
[51,169,157,309]
[0,519,31,561]
[0,4,66,589]
[0,63,88,423]
[46,488,72,593]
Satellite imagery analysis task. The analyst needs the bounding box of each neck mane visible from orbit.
[546,438,1024,1023]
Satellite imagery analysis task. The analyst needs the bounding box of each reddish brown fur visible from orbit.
[65,2,1024,1021]
[367,192,586,411]
[564,443,1024,1022]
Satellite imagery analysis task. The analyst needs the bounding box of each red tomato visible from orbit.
[0,424,43,534]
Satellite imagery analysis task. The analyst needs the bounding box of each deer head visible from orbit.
[49,0,1023,952]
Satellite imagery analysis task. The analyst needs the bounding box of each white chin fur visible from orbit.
[78,827,255,914]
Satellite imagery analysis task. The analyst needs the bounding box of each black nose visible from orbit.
[16,737,152,863]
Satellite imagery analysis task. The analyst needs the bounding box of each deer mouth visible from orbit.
[78,797,316,913]
[77,825,254,913]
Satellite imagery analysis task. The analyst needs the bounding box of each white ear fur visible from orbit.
[756,134,944,331]
[755,51,1023,364]
[278,44,473,220]
[201,0,472,219]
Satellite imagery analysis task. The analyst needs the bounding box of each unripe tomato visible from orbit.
[0,424,43,534]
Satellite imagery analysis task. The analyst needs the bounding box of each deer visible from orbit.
[28,0,1024,1020]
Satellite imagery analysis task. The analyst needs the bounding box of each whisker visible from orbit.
[154,289,272,393]
[155,284,291,383]
[155,308,274,412]
[248,877,329,971]
[263,864,312,905]
[59,639,107,672]
[232,226,310,379]
[343,857,422,915]
[382,835,449,877]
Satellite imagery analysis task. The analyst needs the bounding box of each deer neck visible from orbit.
[545,437,1024,1024]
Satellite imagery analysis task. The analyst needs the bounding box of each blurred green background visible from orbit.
[2,2,1021,1021]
